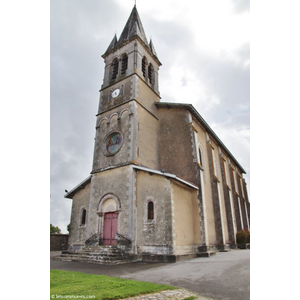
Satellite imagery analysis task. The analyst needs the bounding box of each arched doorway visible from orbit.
[97,194,121,245]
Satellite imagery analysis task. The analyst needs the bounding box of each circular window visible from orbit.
[103,131,124,156]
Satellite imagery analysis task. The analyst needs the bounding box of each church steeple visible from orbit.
[105,34,118,54]
[117,5,148,49]
[102,6,161,65]
[99,5,161,116]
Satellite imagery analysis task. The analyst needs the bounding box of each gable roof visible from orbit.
[156,102,246,174]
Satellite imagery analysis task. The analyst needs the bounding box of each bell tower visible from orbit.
[86,5,163,240]
[92,5,162,173]
[99,5,161,115]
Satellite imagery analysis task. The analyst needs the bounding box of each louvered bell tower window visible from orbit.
[142,57,147,78]
[121,54,128,75]
[111,58,119,80]
[148,63,153,84]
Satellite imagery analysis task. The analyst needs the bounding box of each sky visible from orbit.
[50,0,250,233]
[2,0,300,298]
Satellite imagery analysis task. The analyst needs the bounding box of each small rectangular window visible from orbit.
[81,209,86,225]
[147,201,154,220]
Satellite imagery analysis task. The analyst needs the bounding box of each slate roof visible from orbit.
[117,5,148,47]
[102,5,161,65]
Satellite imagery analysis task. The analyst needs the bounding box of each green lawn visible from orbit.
[50,270,176,300]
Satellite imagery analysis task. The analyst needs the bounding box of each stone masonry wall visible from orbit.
[50,234,69,251]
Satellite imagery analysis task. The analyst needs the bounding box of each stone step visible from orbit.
[81,250,126,254]
[61,251,130,257]
[55,253,138,265]
[55,245,137,265]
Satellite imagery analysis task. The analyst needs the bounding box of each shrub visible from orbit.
[236,229,250,244]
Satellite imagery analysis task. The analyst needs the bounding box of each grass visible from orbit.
[50,270,176,300]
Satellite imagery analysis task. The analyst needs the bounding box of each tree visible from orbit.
[50,223,61,234]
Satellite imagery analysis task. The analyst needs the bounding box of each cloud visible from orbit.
[50,0,250,232]
[232,0,250,14]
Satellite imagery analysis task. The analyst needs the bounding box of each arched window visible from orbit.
[142,57,147,78]
[81,209,86,225]
[198,148,203,167]
[121,54,128,75]
[148,63,153,84]
[111,58,119,80]
[147,201,154,220]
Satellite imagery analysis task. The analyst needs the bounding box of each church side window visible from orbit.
[231,167,238,194]
[121,54,128,75]
[239,175,245,198]
[111,58,119,80]
[148,63,153,84]
[231,167,236,191]
[81,209,86,225]
[147,201,154,220]
[210,145,218,178]
[142,57,147,78]
[198,148,203,167]
[222,158,230,187]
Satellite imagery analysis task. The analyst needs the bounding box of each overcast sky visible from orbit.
[50,0,250,233]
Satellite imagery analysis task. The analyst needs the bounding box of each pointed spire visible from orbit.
[102,5,161,65]
[104,34,118,54]
[149,39,158,58]
[117,5,148,47]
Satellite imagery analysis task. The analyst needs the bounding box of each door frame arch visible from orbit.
[97,194,121,244]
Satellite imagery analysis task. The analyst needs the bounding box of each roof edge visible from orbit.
[156,102,246,174]
[64,175,92,199]
[133,165,199,190]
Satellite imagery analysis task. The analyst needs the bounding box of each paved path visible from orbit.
[121,250,250,300]
[51,249,249,300]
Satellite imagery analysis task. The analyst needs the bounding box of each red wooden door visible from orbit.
[103,212,118,245]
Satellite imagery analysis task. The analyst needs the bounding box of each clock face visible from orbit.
[111,88,120,98]
[103,131,123,156]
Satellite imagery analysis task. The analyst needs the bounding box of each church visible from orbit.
[64,5,250,263]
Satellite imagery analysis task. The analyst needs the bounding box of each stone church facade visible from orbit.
[64,5,250,262]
